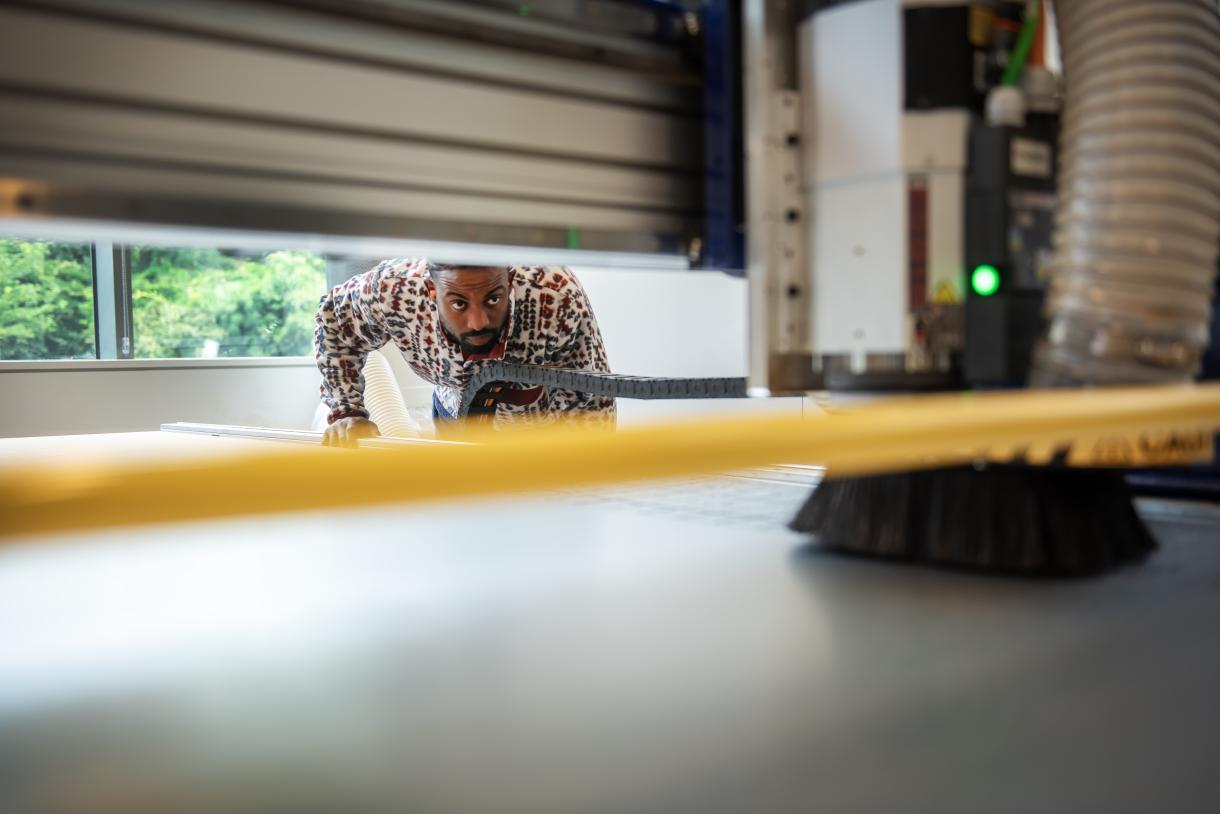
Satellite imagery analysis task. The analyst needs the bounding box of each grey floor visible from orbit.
[1,475,1218,813]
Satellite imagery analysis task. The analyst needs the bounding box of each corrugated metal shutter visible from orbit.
[0,0,701,257]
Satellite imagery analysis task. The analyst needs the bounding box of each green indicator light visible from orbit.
[971,264,1000,297]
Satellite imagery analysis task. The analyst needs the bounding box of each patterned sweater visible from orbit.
[315,260,615,427]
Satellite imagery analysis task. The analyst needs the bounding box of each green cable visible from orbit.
[1002,0,1040,87]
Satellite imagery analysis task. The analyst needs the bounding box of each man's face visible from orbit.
[427,267,512,354]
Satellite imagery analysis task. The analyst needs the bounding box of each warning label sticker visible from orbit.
[1067,429,1215,467]
[1011,137,1053,178]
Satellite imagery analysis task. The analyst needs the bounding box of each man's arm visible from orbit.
[551,270,616,422]
[314,265,392,444]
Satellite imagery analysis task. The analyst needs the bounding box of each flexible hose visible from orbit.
[362,347,420,438]
[1030,0,1220,386]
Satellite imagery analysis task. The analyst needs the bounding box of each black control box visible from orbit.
[964,122,1059,387]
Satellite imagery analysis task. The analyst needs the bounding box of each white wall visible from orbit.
[576,267,748,377]
[1,266,800,439]
[0,360,321,438]
[575,267,804,424]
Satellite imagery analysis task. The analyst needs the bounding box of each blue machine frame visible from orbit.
[700,0,746,274]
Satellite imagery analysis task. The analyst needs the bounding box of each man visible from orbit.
[315,259,615,445]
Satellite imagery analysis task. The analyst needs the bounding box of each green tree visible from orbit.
[131,247,325,358]
[0,240,95,360]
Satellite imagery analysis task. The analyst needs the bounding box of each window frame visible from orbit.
[2,239,328,364]
[0,356,317,372]
[90,241,135,360]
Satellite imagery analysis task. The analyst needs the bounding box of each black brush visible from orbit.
[459,363,1159,576]
[789,464,1157,575]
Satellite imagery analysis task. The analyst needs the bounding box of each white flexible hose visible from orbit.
[1031,0,1220,386]
[363,347,421,438]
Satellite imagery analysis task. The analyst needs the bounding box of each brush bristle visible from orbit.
[789,466,1156,575]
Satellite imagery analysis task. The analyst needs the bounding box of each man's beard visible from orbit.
[456,328,500,354]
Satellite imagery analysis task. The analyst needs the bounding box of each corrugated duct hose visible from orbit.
[1030,0,1220,386]
[362,348,421,438]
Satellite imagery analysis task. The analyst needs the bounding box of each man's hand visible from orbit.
[322,417,380,447]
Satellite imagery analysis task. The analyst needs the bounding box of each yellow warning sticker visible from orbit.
[932,280,961,304]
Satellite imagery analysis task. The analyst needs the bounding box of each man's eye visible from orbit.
[451,301,467,311]
[486,296,502,306]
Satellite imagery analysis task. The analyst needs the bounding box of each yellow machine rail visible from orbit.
[2,383,1219,539]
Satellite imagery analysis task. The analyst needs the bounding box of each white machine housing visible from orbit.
[801,0,970,370]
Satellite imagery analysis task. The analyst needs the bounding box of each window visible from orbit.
[130,247,325,358]
[0,239,326,360]
[0,239,96,360]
